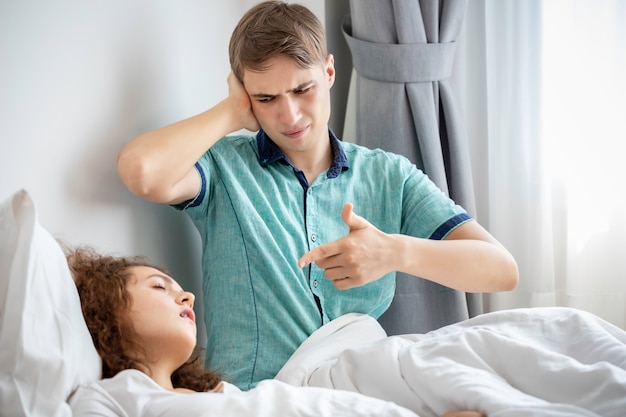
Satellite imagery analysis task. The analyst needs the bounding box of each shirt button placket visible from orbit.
[306,186,321,294]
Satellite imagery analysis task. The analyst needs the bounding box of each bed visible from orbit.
[2,189,625,417]
[0,189,413,417]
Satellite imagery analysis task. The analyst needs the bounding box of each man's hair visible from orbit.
[65,245,221,392]
[229,0,328,82]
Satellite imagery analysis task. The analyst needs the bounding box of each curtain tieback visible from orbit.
[342,16,457,83]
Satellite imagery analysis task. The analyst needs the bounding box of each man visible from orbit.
[117,0,518,390]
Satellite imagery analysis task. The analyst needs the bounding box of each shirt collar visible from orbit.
[256,128,350,178]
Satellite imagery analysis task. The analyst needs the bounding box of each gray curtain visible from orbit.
[342,0,482,335]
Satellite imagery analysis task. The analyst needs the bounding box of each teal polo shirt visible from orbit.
[176,129,470,390]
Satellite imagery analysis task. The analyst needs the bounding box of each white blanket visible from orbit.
[276,307,626,417]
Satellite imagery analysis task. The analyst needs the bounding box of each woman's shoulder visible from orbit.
[69,370,241,416]
[68,370,159,416]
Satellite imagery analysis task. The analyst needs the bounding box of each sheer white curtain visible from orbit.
[455,0,626,328]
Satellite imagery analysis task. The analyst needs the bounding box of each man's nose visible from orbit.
[278,96,300,125]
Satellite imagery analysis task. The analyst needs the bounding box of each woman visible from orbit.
[66,246,478,417]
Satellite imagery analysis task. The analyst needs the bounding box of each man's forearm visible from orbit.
[117,99,240,203]
[393,232,519,293]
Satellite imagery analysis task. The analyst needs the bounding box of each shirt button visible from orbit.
[313,280,319,288]
[311,234,317,242]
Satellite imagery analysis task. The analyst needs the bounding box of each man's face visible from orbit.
[242,54,335,158]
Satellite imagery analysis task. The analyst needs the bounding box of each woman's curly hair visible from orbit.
[65,245,221,392]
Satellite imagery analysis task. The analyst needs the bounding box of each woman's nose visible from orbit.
[177,291,195,308]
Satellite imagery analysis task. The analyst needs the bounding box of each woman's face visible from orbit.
[124,266,197,367]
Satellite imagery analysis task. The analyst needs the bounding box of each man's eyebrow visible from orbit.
[250,80,315,98]
[251,92,275,99]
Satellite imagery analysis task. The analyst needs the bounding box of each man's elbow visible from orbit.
[500,254,520,291]
[117,149,164,203]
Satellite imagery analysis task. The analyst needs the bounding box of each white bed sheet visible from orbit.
[276,307,626,417]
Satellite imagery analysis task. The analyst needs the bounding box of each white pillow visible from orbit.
[0,189,101,417]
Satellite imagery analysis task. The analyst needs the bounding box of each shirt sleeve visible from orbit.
[400,161,471,240]
[171,161,207,211]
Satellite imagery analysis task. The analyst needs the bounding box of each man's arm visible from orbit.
[298,203,519,293]
[117,73,259,205]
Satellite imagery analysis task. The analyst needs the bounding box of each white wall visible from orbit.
[1,0,325,345]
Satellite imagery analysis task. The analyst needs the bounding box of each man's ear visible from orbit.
[325,54,336,87]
